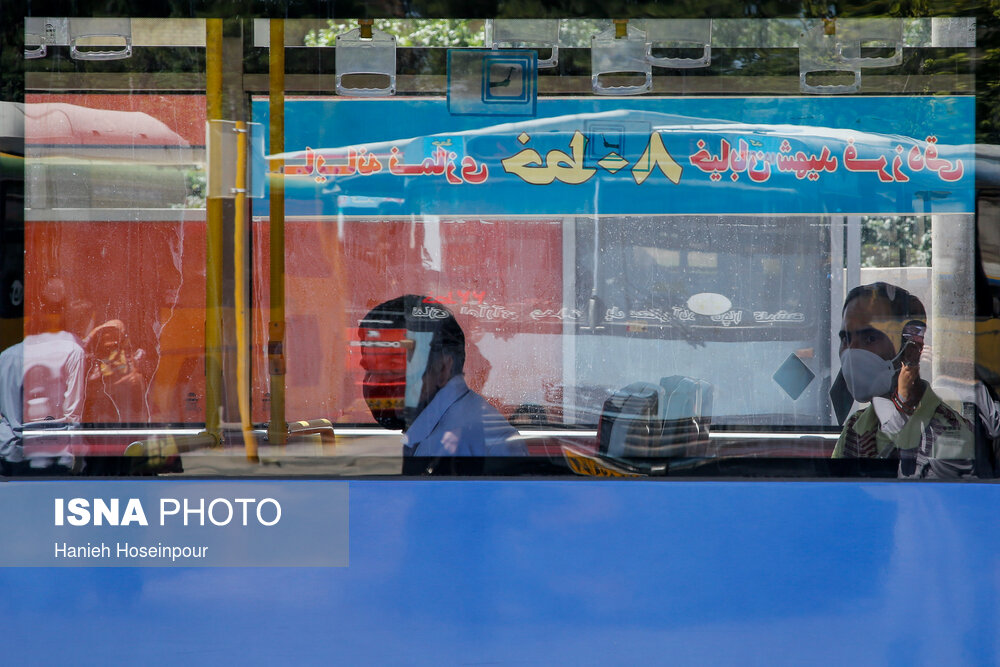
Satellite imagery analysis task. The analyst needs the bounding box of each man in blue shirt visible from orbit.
[357,296,526,464]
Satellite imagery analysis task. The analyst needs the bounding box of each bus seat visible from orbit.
[598,377,713,459]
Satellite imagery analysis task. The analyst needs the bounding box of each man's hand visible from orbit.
[897,363,920,403]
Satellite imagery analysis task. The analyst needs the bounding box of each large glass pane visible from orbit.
[1,10,995,479]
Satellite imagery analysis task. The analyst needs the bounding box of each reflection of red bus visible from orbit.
[23,94,567,431]
[25,94,206,425]
[24,92,998,450]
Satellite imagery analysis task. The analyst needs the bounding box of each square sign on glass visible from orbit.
[448,49,537,116]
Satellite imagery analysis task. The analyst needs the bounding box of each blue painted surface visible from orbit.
[252,96,974,217]
[2,480,998,665]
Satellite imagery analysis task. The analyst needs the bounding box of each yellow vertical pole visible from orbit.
[205,18,223,440]
[234,120,257,461]
[268,19,287,446]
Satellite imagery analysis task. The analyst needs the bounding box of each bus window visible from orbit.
[2,13,994,478]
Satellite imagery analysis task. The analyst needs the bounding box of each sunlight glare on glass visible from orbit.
[687,292,732,316]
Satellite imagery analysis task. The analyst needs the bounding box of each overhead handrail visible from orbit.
[834,18,904,68]
[641,19,712,69]
[591,20,652,96]
[799,19,861,95]
[335,20,397,97]
[69,18,132,61]
[488,19,560,69]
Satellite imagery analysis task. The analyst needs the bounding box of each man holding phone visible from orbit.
[831,282,976,478]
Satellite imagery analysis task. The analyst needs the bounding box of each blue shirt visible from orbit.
[403,375,525,457]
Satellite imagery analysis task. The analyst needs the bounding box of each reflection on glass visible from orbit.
[2,14,994,478]
[832,282,976,478]
[356,295,527,469]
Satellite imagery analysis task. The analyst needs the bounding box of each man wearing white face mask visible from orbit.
[831,283,975,478]
[357,295,525,466]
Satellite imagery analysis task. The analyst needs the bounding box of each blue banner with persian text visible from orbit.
[252,96,974,217]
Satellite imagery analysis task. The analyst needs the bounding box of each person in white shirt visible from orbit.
[0,278,86,473]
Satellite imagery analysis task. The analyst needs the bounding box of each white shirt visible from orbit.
[22,331,86,424]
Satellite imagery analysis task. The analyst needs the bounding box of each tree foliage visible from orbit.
[305,19,486,46]
[861,216,932,268]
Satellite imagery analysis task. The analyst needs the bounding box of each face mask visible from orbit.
[839,348,896,403]
[403,330,435,422]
